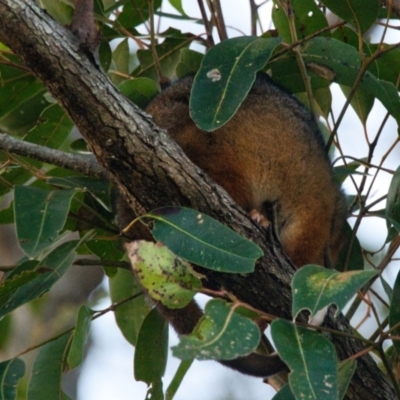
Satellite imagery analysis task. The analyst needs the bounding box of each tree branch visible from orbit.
[0,133,110,180]
[0,1,396,398]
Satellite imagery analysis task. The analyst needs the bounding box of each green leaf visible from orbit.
[172,299,260,360]
[389,270,400,355]
[117,0,161,28]
[176,49,203,79]
[0,241,78,319]
[338,359,356,399]
[14,186,76,257]
[0,201,14,224]
[67,306,95,369]
[24,104,73,149]
[301,38,400,124]
[165,359,193,400]
[320,0,379,33]
[86,231,125,262]
[119,77,159,109]
[39,0,73,25]
[0,358,25,400]
[272,384,295,400]
[334,221,364,271]
[99,40,112,72]
[136,33,192,81]
[47,176,111,211]
[190,36,282,131]
[126,241,200,308]
[292,265,378,320]
[27,333,72,400]
[341,86,374,124]
[272,0,329,44]
[168,0,187,16]
[149,207,263,273]
[134,308,168,384]
[0,62,47,135]
[0,270,44,309]
[109,268,150,346]
[271,319,338,400]
[386,166,400,232]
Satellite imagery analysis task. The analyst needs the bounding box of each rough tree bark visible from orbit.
[0,1,396,398]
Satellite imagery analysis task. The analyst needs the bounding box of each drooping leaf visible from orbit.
[272,0,329,44]
[0,358,25,400]
[47,176,112,211]
[117,0,162,29]
[168,0,187,16]
[190,36,282,131]
[118,77,159,109]
[0,241,78,319]
[334,221,364,271]
[320,0,379,33]
[109,268,150,346]
[126,241,200,309]
[338,359,356,399]
[0,270,44,309]
[0,61,46,135]
[23,104,73,149]
[67,306,95,369]
[386,166,400,233]
[165,359,193,400]
[172,299,260,360]
[272,384,295,400]
[341,85,374,125]
[271,319,338,400]
[136,31,193,81]
[176,48,203,79]
[148,207,263,273]
[301,38,400,124]
[14,185,77,257]
[134,308,168,386]
[292,264,378,320]
[0,201,14,224]
[389,270,400,355]
[27,333,73,400]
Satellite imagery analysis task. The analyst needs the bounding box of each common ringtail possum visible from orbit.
[120,72,346,378]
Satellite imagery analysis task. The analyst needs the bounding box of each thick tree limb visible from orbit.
[0,1,396,398]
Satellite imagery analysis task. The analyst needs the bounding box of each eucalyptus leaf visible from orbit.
[14,185,77,257]
[24,104,73,149]
[271,319,338,400]
[119,77,159,109]
[292,265,378,320]
[172,299,260,360]
[134,308,168,384]
[301,37,400,124]
[0,241,78,319]
[191,36,282,131]
[126,241,200,309]
[109,268,150,346]
[389,270,400,355]
[272,0,329,44]
[67,306,95,369]
[386,166,400,232]
[148,207,263,273]
[0,358,25,400]
[338,359,356,399]
[27,333,73,400]
[320,0,379,33]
